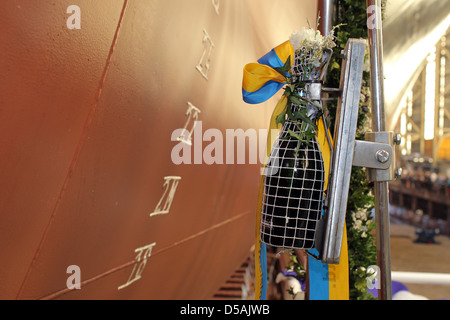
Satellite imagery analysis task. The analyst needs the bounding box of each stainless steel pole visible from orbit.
[317,0,334,36]
[317,0,335,150]
[366,0,392,300]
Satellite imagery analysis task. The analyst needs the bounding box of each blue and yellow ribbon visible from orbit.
[243,41,294,105]
[242,40,349,300]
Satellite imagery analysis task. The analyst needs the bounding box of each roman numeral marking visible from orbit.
[177,102,201,146]
[196,29,215,80]
[212,0,220,15]
[118,242,156,290]
[150,176,181,217]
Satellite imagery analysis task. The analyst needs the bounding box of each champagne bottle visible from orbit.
[260,49,332,250]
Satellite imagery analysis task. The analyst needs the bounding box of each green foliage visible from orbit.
[275,67,321,156]
[273,56,292,78]
[287,255,306,281]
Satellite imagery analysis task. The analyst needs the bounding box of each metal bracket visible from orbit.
[353,140,392,170]
[353,131,402,182]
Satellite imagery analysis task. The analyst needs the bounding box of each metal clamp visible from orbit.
[353,131,402,182]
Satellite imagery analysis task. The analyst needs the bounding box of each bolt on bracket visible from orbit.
[352,131,401,182]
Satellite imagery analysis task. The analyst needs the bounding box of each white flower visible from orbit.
[289,30,303,50]
[364,55,371,72]
[353,209,368,221]
[353,219,363,230]
[314,31,325,46]
[290,27,322,50]
[303,27,317,42]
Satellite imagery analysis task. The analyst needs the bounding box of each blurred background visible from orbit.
[384,0,450,300]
